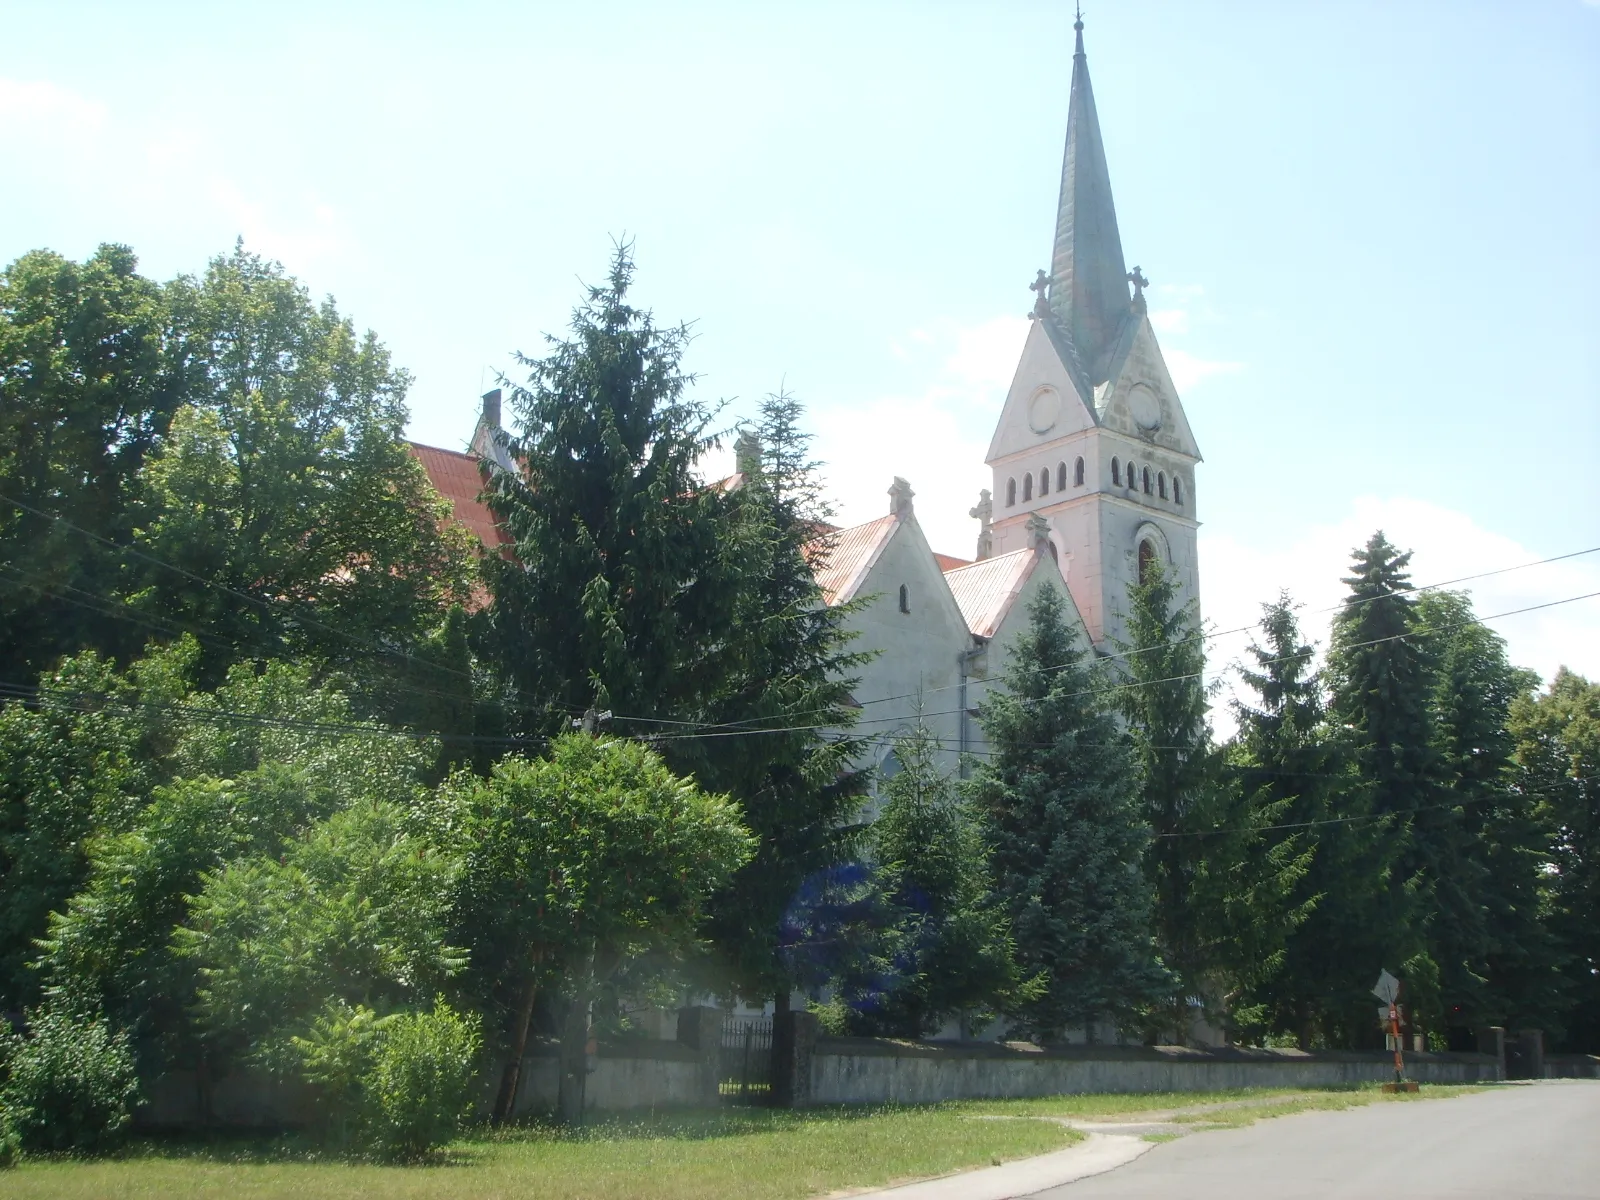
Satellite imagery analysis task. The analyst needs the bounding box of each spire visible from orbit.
[1048,11,1130,387]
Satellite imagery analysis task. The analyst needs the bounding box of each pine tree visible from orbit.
[832,722,1019,1037]
[1120,564,1308,1039]
[1325,532,1434,1044]
[692,391,872,1009]
[1232,594,1376,1047]
[973,584,1165,1039]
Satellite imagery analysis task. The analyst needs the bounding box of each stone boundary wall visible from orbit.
[801,1034,1502,1106]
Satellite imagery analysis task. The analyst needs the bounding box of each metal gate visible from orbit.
[718,1015,772,1102]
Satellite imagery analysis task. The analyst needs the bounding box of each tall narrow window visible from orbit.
[1158,471,1168,499]
[1039,468,1049,496]
[1174,476,1184,506]
[1006,478,1016,506]
[1074,456,1085,487]
[1057,461,1068,491]
[1138,539,1156,585]
[1023,473,1033,501]
[1142,467,1151,495]
[1111,457,1121,486]
[898,584,910,614]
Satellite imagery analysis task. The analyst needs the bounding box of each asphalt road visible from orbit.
[1028,1081,1600,1200]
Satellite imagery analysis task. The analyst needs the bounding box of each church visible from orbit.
[410,16,1201,784]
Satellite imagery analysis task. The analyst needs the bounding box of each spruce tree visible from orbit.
[833,722,1020,1038]
[1120,563,1307,1038]
[1325,532,1433,1044]
[1231,594,1375,1047]
[973,584,1165,1039]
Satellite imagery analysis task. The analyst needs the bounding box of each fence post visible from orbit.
[676,1006,723,1105]
[771,1009,819,1108]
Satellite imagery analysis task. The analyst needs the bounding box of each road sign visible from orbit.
[1371,969,1400,1005]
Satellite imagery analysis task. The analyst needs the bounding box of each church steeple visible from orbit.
[1048,12,1130,388]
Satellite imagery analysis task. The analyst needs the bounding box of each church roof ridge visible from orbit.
[943,544,1046,639]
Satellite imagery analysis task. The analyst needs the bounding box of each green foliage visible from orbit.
[0,1002,139,1154]
[358,1002,482,1159]
[482,244,751,733]
[694,391,871,1003]
[293,999,481,1160]
[178,801,465,1067]
[0,640,194,1009]
[0,1101,18,1168]
[0,245,182,681]
[973,584,1165,1038]
[1512,668,1600,1051]
[831,723,1021,1037]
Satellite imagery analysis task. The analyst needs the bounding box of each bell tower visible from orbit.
[981,13,1201,650]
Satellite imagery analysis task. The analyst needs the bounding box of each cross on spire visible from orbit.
[1029,269,1052,319]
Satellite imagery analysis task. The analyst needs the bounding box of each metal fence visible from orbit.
[718,1015,773,1102]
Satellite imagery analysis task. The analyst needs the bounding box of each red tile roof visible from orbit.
[809,515,898,606]
[408,442,510,549]
[933,551,973,572]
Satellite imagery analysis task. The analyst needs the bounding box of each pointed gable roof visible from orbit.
[943,547,1040,639]
[1046,15,1131,395]
[408,442,510,549]
[809,514,898,606]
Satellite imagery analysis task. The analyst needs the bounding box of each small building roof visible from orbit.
[943,547,1040,639]
[408,442,509,549]
[810,515,898,606]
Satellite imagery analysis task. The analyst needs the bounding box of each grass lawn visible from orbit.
[1,1084,1485,1200]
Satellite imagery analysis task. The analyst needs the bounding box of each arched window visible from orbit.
[1039,468,1049,497]
[1006,478,1016,506]
[1023,473,1033,502]
[1057,461,1068,491]
[1074,457,1085,487]
[1174,476,1184,506]
[1111,457,1121,486]
[1138,539,1156,586]
[1142,467,1152,495]
[898,584,910,614]
[1158,471,1168,499]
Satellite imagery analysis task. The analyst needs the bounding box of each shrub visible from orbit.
[360,1002,482,1160]
[0,1004,139,1153]
[0,1104,20,1168]
[293,999,480,1160]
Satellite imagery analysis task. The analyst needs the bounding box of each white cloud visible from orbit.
[1201,495,1600,734]
[1164,346,1243,392]
[206,180,343,273]
[0,79,106,137]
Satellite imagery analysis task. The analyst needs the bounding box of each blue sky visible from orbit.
[4,0,1597,694]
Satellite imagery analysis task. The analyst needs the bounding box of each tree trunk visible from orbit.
[492,974,541,1125]
[556,993,591,1126]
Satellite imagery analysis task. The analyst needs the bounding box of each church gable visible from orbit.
[1093,316,1202,461]
[985,320,1097,466]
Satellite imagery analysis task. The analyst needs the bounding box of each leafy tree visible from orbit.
[1324,531,1433,1043]
[0,245,182,682]
[693,391,871,1009]
[0,1001,139,1154]
[177,801,465,1068]
[480,244,752,736]
[0,640,193,1009]
[973,584,1165,1040]
[433,734,753,1123]
[1231,595,1377,1047]
[828,723,1020,1037]
[135,244,476,696]
[1512,668,1600,1051]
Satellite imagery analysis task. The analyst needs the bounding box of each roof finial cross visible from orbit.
[1127,265,1149,311]
[1029,269,1052,319]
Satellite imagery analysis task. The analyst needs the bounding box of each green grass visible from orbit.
[0,1085,1489,1199]
[0,1106,1077,1200]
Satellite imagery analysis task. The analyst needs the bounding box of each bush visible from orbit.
[0,1104,19,1168]
[294,999,480,1160]
[0,1004,139,1153]
[361,1003,481,1160]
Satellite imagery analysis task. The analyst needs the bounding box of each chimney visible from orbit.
[479,388,502,431]
[888,477,914,517]
[734,430,762,477]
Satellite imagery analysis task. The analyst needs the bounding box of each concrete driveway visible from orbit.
[1028,1081,1600,1199]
